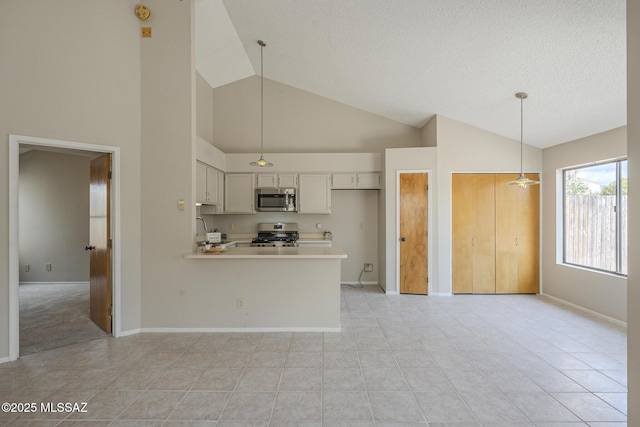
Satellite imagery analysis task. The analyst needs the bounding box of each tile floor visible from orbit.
[0,286,627,426]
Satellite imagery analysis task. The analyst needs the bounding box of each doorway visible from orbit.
[398,171,429,294]
[8,135,121,361]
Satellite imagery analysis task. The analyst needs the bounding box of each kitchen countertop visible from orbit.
[185,246,347,259]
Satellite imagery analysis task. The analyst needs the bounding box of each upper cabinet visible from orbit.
[224,173,256,214]
[256,173,298,189]
[332,172,381,189]
[298,174,331,214]
[196,162,224,212]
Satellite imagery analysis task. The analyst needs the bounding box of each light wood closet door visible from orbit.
[495,173,540,294]
[452,174,474,293]
[517,174,540,293]
[471,174,496,293]
[452,174,496,294]
[495,174,519,293]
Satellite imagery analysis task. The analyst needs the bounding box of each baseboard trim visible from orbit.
[120,328,141,337]
[0,356,10,365]
[340,281,379,286]
[139,327,342,333]
[541,293,627,328]
[430,292,453,296]
[19,281,90,285]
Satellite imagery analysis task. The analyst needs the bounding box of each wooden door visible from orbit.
[452,174,474,293]
[471,174,496,294]
[452,174,495,294]
[495,174,519,293]
[399,173,428,294]
[89,154,112,333]
[517,174,540,293]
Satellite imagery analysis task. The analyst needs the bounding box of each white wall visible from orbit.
[207,190,379,283]
[0,0,142,359]
[212,76,421,153]
[139,0,196,329]
[196,72,214,144]
[19,151,90,283]
[541,127,627,322]
[626,0,639,421]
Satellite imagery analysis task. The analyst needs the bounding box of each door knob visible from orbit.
[85,245,96,251]
[401,237,406,242]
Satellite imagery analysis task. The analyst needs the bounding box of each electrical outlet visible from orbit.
[177,199,185,211]
[24,264,30,272]
[364,263,373,272]
[45,263,52,271]
[237,297,245,309]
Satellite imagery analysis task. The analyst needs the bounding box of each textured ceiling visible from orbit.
[196,0,626,149]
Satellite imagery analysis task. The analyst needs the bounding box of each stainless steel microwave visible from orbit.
[256,188,297,212]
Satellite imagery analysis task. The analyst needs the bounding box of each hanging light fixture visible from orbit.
[250,40,274,167]
[506,92,539,188]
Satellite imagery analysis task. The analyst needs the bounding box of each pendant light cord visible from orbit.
[260,41,265,157]
[520,94,524,176]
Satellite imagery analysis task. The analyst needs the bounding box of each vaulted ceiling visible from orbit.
[195,0,626,149]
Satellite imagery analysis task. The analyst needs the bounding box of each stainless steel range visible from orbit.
[251,223,299,247]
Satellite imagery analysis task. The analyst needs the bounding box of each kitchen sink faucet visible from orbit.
[196,216,209,235]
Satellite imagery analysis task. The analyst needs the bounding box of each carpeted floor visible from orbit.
[19,282,108,356]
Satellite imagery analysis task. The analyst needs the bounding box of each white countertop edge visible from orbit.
[139,326,342,333]
[185,246,347,259]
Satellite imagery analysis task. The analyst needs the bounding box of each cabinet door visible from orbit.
[196,163,207,203]
[357,173,381,189]
[332,173,356,189]
[206,166,219,203]
[224,173,255,214]
[298,174,331,214]
[278,173,298,188]
[257,173,278,188]
[215,170,224,213]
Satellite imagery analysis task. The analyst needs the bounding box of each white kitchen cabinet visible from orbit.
[355,172,381,189]
[331,173,356,189]
[196,162,224,211]
[256,173,298,188]
[278,173,298,188]
[331,172,381,189]
[256,173,278,188]
[196,162,207,202]
[224,173,256,214]
[298,173,331,214]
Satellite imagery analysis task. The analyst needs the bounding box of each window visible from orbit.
[563,159,627,275]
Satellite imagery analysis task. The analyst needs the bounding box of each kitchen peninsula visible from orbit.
[184,246,347,331]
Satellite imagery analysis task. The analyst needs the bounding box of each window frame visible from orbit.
[562,158,627,277]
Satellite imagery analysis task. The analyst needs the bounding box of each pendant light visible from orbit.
[250,40,274,167]
[506,92,539,188]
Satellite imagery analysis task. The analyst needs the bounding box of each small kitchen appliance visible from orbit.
[255,188,297,212]
[251,223,299,247]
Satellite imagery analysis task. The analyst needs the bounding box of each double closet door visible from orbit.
[452,173,539,294]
